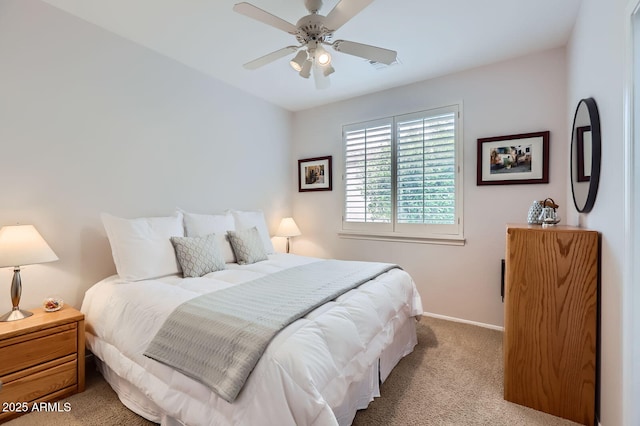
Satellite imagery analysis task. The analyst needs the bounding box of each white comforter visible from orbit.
[81,254,423,426]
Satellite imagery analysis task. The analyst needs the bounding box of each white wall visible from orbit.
[291,48,568,327]
[2,1,627,423]
[567,0,629,425]
[0,0,292,311]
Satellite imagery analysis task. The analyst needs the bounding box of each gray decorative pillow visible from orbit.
[170,234,226,278]
[227,227,268,265]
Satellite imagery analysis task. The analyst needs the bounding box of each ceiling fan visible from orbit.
[233,0,397,89]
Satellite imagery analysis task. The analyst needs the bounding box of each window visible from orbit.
[342,104,463,243]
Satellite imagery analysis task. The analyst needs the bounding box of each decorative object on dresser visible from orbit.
[275,217,301,253]
[503,224,599,426]
[298,155,332,192]
[526,200,544,224]
[527,198,560,225]
[0,307,85,422]
[0,225,59,322]
[537,198,560,226]
[477,131,549,185]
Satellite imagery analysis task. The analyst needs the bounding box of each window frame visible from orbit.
[340,103,464,245]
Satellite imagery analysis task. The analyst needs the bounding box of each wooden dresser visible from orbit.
[0,307,85,423]
[504,224,599,426]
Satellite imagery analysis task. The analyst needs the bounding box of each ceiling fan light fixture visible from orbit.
[315,45,331,66]
[299,59,312,78]
[234,0,398,86]
[323,64,335,77]
[289,50,308,72]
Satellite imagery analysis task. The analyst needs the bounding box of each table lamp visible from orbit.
[0,225,58,322]
[276,217,301,254]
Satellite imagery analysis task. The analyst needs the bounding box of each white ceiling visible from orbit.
[41,0,582,112]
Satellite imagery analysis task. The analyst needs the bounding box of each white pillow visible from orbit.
[182,211,236,263]
[101,212,184,281]
[229,209,275,254]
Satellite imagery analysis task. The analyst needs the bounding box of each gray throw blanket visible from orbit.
[144,259,399,403]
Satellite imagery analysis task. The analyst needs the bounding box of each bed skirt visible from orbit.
[91,317,417,426]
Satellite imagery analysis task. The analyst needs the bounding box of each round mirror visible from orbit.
[570,97,601,213]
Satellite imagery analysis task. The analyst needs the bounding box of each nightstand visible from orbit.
[0,307,85,422]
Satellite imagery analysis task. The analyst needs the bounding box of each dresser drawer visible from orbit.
[0,324,77,377]
[0,358,77,403]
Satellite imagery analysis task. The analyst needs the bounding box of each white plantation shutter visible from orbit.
[344,119,393,224]
[342,105,463,241]
[396,109,456,225]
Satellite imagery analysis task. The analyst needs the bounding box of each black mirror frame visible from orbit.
[570,97,601,213]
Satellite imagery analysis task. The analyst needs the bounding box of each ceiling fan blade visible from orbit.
[332,40,397,65]
[324,0,374,32]
[243,46,298,70]
[233,2,299,35]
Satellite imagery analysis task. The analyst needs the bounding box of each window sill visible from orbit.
[337,231,466,246]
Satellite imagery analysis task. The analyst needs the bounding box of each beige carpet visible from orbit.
[7,316,580,426]
[352,316,579,426]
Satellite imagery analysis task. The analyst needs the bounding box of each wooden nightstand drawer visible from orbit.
[0,324,77,377]
[1,358,77,403]
[0,307,85,422]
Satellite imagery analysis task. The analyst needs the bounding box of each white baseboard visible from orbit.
[423,312,504,331]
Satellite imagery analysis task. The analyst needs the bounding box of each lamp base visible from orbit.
[0,308,33,322]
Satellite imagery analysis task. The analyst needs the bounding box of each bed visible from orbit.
[81,210,423,426]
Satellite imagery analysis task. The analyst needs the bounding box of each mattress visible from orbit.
[81,254,423,426]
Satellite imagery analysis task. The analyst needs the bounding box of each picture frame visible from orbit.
[298,156,332,192]
[576,125,592,182]
[476,131,550,185]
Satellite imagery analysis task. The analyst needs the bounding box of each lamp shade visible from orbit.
[276,218,301,238]
[299,59,312,78]
[0,225,58,268]
[290,50,307,72]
